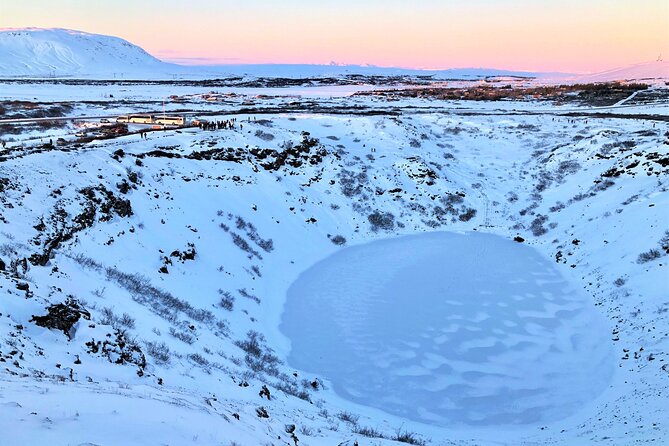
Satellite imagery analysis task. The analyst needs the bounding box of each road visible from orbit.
[0,114,117,124]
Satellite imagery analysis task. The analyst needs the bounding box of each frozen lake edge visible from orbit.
[281,231,615,428]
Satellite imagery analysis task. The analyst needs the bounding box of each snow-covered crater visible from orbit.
[281,231,615,427]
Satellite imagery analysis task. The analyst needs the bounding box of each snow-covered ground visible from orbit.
[0,85,667,445]
[0,81,385,103]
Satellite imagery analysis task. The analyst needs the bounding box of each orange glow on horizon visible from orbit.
[1,0,667,74]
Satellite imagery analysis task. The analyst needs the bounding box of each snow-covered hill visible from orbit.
[570,61,669,84]
[0,28,182,78]
[0,89,667,445]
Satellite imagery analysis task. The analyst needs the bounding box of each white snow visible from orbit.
[0,82,667,445]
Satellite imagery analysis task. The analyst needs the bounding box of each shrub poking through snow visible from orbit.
[238,288,260,304]
[218,290,235,311]
[368,210,395,232]
[393,429,427,446]
[636,231,669,263]
[661,231,669,254]
[231,232,262,259]
[145,341,171,364]
[336,411,359,425]
[275,375,312,402]
[330,235,347,245]
[354,426,386,439]
[235,330,281,377]
[338,169,369,197]
[637,249,661,264]
[169,327,196,344]
[99,307,136,329]
[530,214,549,236]
[71,257,218,327]
[458,207,477,222]
[188,353,209,367]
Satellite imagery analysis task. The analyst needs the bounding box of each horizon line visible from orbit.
[1,26,666,77]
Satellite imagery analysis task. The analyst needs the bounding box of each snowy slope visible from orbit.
[0,28,182,78]
[0,91,667,445]
[571,61,669,83]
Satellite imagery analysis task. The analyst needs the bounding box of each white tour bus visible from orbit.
[116,114,155,124]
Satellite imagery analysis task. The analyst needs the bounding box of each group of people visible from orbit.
[198,118,239,131]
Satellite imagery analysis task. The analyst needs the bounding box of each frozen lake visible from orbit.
[280,232,615,427]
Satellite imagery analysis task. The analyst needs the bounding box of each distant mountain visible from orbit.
[3,28,663,83]
[0,28,182,78]
[0,28,543,80]
[194,63,540,80]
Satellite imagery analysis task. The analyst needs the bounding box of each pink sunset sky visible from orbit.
[1,0,667,73]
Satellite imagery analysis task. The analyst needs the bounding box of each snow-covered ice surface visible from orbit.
[282,232,615,427]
